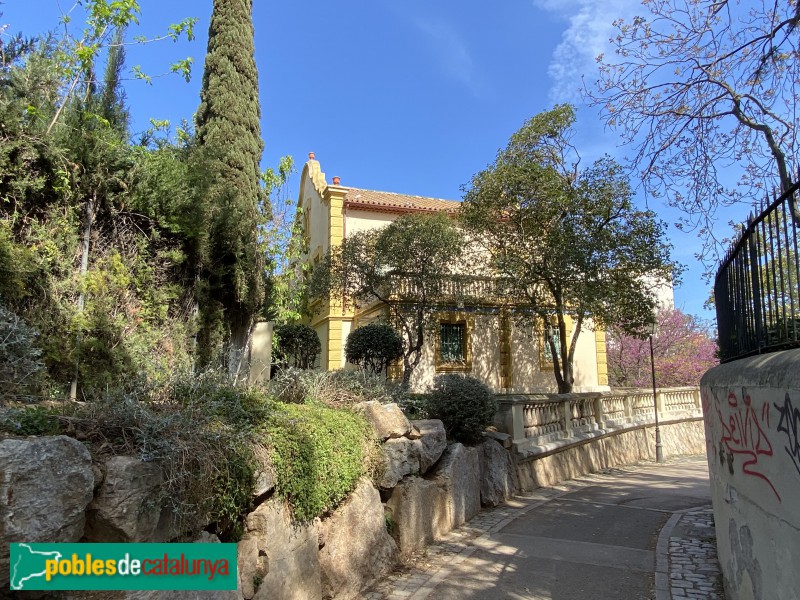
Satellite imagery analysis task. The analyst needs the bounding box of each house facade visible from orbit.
[297,153,610,393]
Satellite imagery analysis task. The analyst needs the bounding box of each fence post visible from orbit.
[510,402,525,442]
[624,395,633,422]
[747,228,763,351]
[656,390,665,417]
[693,388,702,412]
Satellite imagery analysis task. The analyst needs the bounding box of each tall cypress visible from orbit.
[195,0,266,374]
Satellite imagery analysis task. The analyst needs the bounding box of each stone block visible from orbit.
[483,430,513,449]
[355,401,411,441]
[318,479,397,599]
[479,439,518,507]
[0,436,94,590]
[411,419,447,474]
[429,443,481,535]
[385,476,440,554]
[380,438,420,489]
[242,497,321,600]
[84,455,171,543]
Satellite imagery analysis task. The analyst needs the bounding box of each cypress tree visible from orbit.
[194,0,266,374]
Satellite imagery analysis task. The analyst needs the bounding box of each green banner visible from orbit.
[9,543,237,591]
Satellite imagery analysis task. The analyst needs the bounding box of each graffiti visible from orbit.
[774,393,800,478]
[718,388,780,502]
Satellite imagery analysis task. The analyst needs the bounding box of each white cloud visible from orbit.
[413,16,480,95]
[534,0,641,103]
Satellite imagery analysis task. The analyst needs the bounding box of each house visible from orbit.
[297,153,610,393]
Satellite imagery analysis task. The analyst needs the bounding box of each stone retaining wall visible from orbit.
[514,419,705,490]
[0,405,707,598]
[0,404,518,600]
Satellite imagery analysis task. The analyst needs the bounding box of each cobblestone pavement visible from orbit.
[362,458,725,600]
[667,509,724,600]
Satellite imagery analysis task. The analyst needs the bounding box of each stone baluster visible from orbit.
[594,396,605,429]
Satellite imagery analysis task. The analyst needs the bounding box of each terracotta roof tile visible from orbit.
[344,187,461,214]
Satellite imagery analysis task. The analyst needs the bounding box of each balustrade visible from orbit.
[496,387,703,454]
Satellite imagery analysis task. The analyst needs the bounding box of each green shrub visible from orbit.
[0,370,267,541]
[269,368,408,408]
[273,323,321,369]
[399,393,430,419]
[266,401,378,522]
[345,323,403,375]
[425,374,497,444]
[0,303,47,402]
[268,367,308,404]
[0,405,62,436]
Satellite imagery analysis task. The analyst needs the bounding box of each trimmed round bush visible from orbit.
[425,374,497,444]
[345,323,403,375]
[274,323,321,369]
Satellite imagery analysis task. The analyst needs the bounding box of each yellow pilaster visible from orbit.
[324,185,346,252]
[595,328,608,386]
[327,317,343,371]
[317,184,351,371]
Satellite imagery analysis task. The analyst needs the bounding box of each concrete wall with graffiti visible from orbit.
[701,349,800,600]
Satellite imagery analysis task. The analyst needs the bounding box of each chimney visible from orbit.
[332,176,341,186]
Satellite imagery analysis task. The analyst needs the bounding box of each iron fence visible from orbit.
[715,179,800,362]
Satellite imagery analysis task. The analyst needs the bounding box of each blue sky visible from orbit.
[2,0,725,319]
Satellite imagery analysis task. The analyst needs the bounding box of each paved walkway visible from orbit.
[364,456,724,600]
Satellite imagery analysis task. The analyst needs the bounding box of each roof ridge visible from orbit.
[345,187,460,204]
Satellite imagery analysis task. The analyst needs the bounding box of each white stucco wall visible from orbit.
[701,351,800,600]
[340,319,353,369]
[345,209,397,236]
[573,323,601,391]
[509,322,555,393]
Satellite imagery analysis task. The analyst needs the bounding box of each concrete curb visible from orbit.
[654,504,713,600]
[655,512,682,600]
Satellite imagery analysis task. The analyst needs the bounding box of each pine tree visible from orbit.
[194,0,266,375]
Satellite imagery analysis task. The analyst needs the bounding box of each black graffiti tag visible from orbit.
[774,393,800,477]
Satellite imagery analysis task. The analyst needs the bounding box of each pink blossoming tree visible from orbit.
[606,308,718,388]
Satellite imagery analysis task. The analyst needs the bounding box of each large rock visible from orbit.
[355,401,411,441]
[429,443,481,534]
[379,438,420,489]
[0,436,94,589]
[239,497,321,600]
[483,430,512,449]
[84,455,172,543]
[411,419,447,474]
[479,439,518,507]
[318,479,397,599]
[385,476,441,554]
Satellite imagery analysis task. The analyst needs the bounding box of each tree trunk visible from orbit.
[227,317,252,384]
[70,192,95,401]
[401,356,413,390]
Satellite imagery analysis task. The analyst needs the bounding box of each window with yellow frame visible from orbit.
[435,312,473,372]
[539,316,570,369]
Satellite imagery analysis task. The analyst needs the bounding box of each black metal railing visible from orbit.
[715,179,800,362]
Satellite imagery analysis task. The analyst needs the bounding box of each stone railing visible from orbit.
[496,387,702,457]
